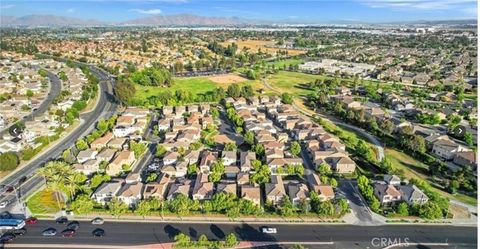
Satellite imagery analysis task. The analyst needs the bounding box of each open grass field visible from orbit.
[266,71,321,96]
[26,188,65,214]
[220,40,306,55]
[133,74,264,103]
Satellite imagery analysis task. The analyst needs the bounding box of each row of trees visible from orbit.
[129,65,173,87]
[174,232,238,248]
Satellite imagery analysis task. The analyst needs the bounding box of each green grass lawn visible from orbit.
[134,77,218,101]
[26,189,65,214]
[269,58,305,68]
[133,76,263,104]
[266,71,321,96]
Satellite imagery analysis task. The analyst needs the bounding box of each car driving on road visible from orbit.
[55,216,68,224]
[42,228,57,236]
[67,221,80,230]
[91,217,104,225]
[261,227,277,234]
[92,228,105,237]
[62,229,76,237]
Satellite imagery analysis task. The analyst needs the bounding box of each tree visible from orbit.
[187,164,198,176]
[209,159,225,183]
[26,89,34,98]
[281,93,293,104]
[145,173,158,183]
[418,202,443,219]
[279,195,295,216]
[464,132,474,147]
[329,178,338,188]
[136,198,161,217]
[290,141,301,157]
[129,140,147,159]
[168,194,197,216]
[75,139,88,151]
[0,152,19,171]
[244,131,255,145]
[89,173,110,189]
[69,194,95,214]
[115,78,136,105]
[155,144,167,157]
[316,163,331,175]
[174,233,191,247]
[227,84,241,98]
[337,199,349,214]
[397,202,409,216]
[225,233,238,247]
[108,197,129,217]
[224,142,237,151]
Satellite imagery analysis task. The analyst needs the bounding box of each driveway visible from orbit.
[337,180,384,226]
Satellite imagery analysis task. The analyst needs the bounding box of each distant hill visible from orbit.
[0,14,476,27]
[122,14,250,26]
[0,15,104,26]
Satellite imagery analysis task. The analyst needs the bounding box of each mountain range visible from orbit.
[0,14,476,27]
[0,14,251,27]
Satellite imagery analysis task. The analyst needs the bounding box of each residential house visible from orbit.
[397,184,429,205]
[237,173,250,185]
[77,149,98,164]
[163,151,180,165]
[240,184,261,206]
[91,179,124,206]
[453,151,477,169]
[432,139,469,160]
[239,151,256,172]
[97,148,116,163]
[288,183,310,206]
[117,182,143,208]
[222,151,237,166]
[216,183,237,197]
[264,175,286,205]
[107,150,135,176]
[143,174,171,200]
[90,132,114,150]
[192,173,214,201]
[374,183,402,205]
[166,180,192,200]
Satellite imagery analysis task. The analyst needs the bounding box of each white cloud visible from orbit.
[0,4,14,9]
[66,8,76,13]
[129,8,162,15]
[360,0,476,10]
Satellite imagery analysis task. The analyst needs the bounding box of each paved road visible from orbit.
[0,69,62,136]
[0,63,118,211]
[7,220,477,248]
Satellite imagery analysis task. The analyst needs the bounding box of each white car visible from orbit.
[0,200,10,208]
[261,227,277,234]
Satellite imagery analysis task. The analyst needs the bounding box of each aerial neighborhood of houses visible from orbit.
[84,96,355,210]
[0,52,92,155]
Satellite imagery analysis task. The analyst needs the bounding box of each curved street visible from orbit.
[0,63,118,209]
[0,69,62,136]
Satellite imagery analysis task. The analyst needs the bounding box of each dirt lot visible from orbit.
[220,40,306,55]
[208,74,248,84]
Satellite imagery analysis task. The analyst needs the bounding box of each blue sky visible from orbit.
[0,0,477,23]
